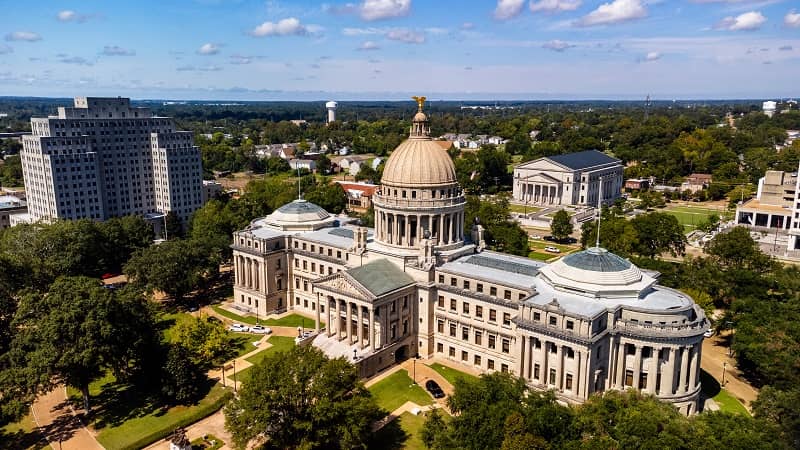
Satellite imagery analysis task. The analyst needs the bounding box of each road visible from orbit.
[700,331,758,410]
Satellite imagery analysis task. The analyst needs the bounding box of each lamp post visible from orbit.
[413,356,417,385]
[722,361,727,386]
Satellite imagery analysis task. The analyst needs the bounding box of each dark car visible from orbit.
[425,380,445,399]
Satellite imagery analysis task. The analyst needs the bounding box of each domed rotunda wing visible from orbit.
[538,247,655,297]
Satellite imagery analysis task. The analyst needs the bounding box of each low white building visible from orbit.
[289,159,317,172]
[513,150,624,207]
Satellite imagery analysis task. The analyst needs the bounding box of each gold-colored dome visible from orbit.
[381,96,457,187]
[381,139,457,187]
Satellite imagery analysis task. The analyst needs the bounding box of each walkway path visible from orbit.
[700,332,758,410]
[30,387,104,450]
[143,410,232,450]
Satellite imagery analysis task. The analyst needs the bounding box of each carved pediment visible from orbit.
[314,274,371,300]
[519,172,561,184]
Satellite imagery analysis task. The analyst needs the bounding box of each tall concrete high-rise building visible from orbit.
[20,97,203,224]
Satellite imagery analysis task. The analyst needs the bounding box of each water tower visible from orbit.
[325,101,337,124]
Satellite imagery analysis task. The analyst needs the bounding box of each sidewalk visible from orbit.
[30,387,104,450]
[700,333,758,410]
[143,410,232,450]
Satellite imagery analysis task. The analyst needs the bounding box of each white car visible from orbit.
[544,246,561,253]
[250,325,272,334]
[703,329,714,338]
[228,323,250,332]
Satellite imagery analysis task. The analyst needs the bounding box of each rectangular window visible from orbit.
[437,343,443,353]
[475,331,482,345]
[461,351,468,361]
[474,355,481,366]
[437,320,444,333]
[488,359,495,370]
[501,364,508,373]
[438,296,444,308]
[639,373,648,389]
[450,299,457,311]
[463,302,470,314]
[502,338,509,353]
[476,305,483,318]
[549,369,556,385]
[450,277,457,287]
[534,363,540,380]
[566,374,573,391]
[463,280,470,289]
[627,344,636,355]
[504,290,511,300]
[566,320,574,330]
[438,274,444,283]
[533,312,541,321]
[490,286,497,296]
[489,309,497,322]
[462,327,469,341]
[449,323,456,337]
[625,370,634,387]
[488,335,496,349]
[449,346,455,357]
[477,283,483,293]
[503,313,511,326]
[549,316,557,326]
[642,347,652,358]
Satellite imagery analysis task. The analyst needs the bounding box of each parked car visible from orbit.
[425,380,445,399]
[186,303,199,312]
[544,246,561,253]
[206,316,221,323]
[703,329,714,338]
[228,323,249,332]
[250,325,272,334]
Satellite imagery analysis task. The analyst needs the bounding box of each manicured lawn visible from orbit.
[428,363,478,386]
[160,311,259,359]
[529,241,576,253]
[0,412,51,449]
[191,433,224,450]
[700,369,750,416]
[371,412,428,450]
[368,370,433,413]
[232,336,296,382]
[211,306,323,328]
[508,204,543,214]
[528,251,555,262]
[68,373,232,450]
[663,205,730,231]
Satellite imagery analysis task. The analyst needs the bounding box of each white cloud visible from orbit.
[461,22,475,30]
[0,45,12,55]
[576,0,647,27]
[542,39,575,52]
[198,43,221,55]
[5,31,42,42]
[358,40,381,50]
[342,27,384,36]
[57,10,77,21]
[715,11,766,31]
[251,18,311,37]
[643,51,661,61]
[530,0,582,14]
[229,55,255,65]
[101,46,135,56]
[57,55,92,66]
[176,65,222,72]
[494,0,525,20]
[386,28,425,44]
[360,0,411,21]
[786,10,800,28]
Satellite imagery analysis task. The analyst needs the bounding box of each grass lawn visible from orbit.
[68,373,232,450]
[191,433,224,450]
[663,205,731,231]
[508,204,543,215]
[371,412,428,450]
[700,369,750,416]
[0,412,51,450]
[232,336,296,382]
[528,241,576,253]
[160,312,259,359]
[428,363,478,386]
[368,370,433,413]
[528,251,555,262]
[211,306,323,328]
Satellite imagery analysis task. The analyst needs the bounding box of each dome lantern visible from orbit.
[410,95,430,139]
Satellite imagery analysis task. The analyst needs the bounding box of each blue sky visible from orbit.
[0,0,799,100]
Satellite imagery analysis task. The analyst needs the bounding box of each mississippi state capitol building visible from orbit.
[230,99,708,415]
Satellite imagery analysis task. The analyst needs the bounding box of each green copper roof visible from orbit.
[347,259,414,297]
[561,247,632,272]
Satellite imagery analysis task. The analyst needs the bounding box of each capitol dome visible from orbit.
[538,247,655,297]
[381,100,457,188]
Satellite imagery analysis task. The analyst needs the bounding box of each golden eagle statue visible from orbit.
[411,96,426,112]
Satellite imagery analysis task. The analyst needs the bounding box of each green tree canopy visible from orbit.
[550,209,573,242]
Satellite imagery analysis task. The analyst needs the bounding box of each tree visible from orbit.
[706,226,774,271]
[172,315,237,369]
[189,199,243,261]
[550,210,573,242]
[160,344,205,404]
[224,346,382,450]
[304,182,347,214]
[752,386,800,448]
[164,211,184,239]
[124,239,214,301]
[421,408,453,449]
[629,212,686,257]
[10,277,132,412]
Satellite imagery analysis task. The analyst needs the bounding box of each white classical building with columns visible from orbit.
[230,100,707,415]
[512,150,624,207]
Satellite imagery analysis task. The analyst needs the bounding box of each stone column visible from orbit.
[680,346,690,393]
[233,256,239,286]
[647,347,658,394]
[404,215,411,246]
[439,214,446,244]
[689,344,699,392]
[518,336,527,379]
[542,341,550,385]
[335,299,342,341]
[358,304,364,349]
[346,301,353,344]
[559,345,566,390]
[615,341,626,387]
[661,347,674,395]
[254,260,260,290]
[633,345,642,389]
[369,306,376,352]
[327,297,333,337]
[315,293,321,333]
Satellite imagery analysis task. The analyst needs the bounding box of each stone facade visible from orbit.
[231,101,707,415]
